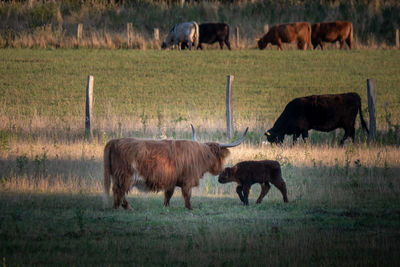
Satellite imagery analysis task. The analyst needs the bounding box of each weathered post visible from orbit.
[57,25,62,48]
[226,75,234,139]
[127,23,133,48]
[180,0,184,7]
[86,75,94,141]
[264,24,269,33]
[367,79,376,143]
[77,23,83,43]
[396,28,399,49]
[154,28,159,41]
[235,27,240,49]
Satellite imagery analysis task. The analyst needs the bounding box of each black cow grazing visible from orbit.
[218,160,288,205]
[198,23,231,50]
[181,23,231,50]
[265,92,369,145]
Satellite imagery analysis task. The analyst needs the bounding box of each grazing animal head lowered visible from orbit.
[264,92,369,145]
[162,21,199,50]
[257,22,312,51]
[103,125,248,210]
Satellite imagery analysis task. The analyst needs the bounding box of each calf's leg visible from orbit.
[236,185,245,204]
[271,178,288,203]
[256,182,271,204]
[242,184,251,205]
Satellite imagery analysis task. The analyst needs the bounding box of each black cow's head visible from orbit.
[257,38,267,50]
[218,166,237,184]
[264,129,284,144]
[161,42,167,49]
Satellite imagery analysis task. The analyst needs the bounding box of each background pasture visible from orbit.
[1,0,400,49]
[1,49,400,143]
[0,49,400,266]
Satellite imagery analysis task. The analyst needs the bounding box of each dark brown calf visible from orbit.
[218,160,288,205]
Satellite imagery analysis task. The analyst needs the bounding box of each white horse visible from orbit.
[161,21,199,50]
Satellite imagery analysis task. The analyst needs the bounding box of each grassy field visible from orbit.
[1,48,400,266]
[1,144,400,266]
[1,143,400,266]
[1,49,400,143]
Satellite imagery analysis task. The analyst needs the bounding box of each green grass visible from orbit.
[1,49,400,144]
[1,48,400,265]
[1,170,399,266]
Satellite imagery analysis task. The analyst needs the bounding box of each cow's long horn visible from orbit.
[220,127,248,148]
[191,124,196,141]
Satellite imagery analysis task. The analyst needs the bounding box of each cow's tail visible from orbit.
[193,21,199,49]
[103,140,113,208]
[348,22,353,49]
[307,23,312,50]
[358,102,369,135]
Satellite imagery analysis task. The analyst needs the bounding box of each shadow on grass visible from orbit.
[0,189,400,266]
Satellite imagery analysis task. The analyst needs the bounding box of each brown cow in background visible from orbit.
[103,126,248,210]
[257,22,312,50]
[311,21,353,50]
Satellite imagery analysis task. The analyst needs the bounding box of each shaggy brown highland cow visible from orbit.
[104,126,248,210]
[218,160,288,205]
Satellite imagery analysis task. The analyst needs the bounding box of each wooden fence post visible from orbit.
[127,23,133,48]
[367,79,376,143]
[77,23,83,43]
[57,25,62,48]
[154,28,159,41]
[264,24,269,33]
[396,28,399,49]
[235,27,240,49]
[226,75,234,139]
[86,75,94,141]
[180,0,185,7]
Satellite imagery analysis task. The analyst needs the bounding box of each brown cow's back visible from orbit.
[258,22,312,50]
[311,21,353,49]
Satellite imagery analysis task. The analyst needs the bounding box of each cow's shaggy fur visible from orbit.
[104,128,248,210]
[257,22,312,50]
[311,21,353,50]
[218,160,288,205]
